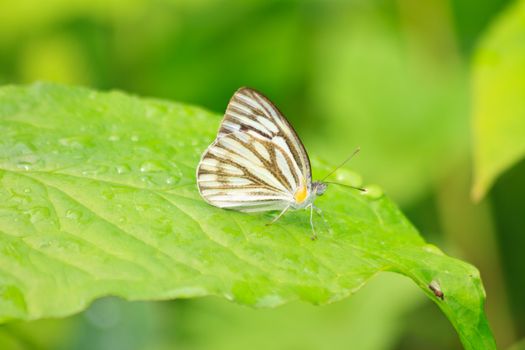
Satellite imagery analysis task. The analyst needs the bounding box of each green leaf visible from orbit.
[0,83,495,349]
[472,0,525,200]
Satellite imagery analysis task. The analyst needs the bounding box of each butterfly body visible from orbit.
[290,181,327,210]
[197,87,327,238]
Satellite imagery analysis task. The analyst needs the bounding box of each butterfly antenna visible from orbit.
[320,147,361,182]
[323,181,367,192]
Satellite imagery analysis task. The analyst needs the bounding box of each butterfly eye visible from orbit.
[314,182,327,196]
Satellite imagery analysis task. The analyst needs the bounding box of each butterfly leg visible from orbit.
[313,205,332,234]
[266,205,291,226]
[309,204,317,240]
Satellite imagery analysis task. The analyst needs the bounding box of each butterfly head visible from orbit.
[293,181,326,208]
[313,181,327,196]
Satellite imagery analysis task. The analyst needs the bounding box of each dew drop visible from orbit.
[115,164,130,174]
[101,190,115,200]
[361,184,383,199]
[141,174,166,187]
[140,175,152,184]
[65,209,81,220]
[23,188,31,193]
[108,135,120,142]
[81,166,108,176]
[29,207,50,224]
[16,154,40,170]
[130,135,139,142]
[140,161,166,173]
[423,244,444,255]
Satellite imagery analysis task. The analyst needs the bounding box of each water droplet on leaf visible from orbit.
[140,161,166,173]
[362,184,383,199]
[115,164,130,174]
[66,209,81,220]
[101,190,115,200]
[28,207,50,224]
[423,244,444,255]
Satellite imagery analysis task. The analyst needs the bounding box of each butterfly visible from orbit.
[196,87,361,240]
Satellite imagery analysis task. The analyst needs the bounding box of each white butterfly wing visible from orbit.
[197,87,312,212]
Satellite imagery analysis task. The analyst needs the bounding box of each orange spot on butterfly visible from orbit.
[294,183,308,204]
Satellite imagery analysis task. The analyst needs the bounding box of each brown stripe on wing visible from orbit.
[229,134,296,192]
[198,130,302,193]
[216,135,290,191]
[228,88,311,185]
[219,91,273,139]
[198,154,283,194]
[197,134,291,196]
[266,138,301,189]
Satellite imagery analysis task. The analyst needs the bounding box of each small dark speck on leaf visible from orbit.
[429,280,444,300]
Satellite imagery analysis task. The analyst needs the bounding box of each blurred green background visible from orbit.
[0,0,524,349]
